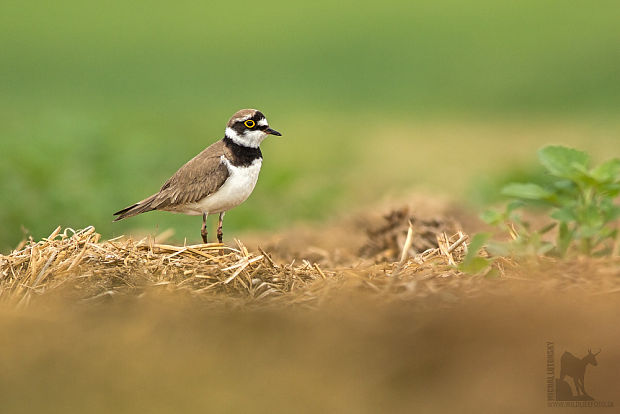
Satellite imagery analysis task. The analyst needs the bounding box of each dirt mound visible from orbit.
[359,206,461,261]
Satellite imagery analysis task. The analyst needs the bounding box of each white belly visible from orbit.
[181,158,262,215]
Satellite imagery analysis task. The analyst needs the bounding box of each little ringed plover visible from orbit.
[113,109,282,243]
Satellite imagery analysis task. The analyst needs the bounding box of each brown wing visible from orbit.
[150,140,230,209]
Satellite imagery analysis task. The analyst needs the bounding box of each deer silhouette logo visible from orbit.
[556,348,601,400]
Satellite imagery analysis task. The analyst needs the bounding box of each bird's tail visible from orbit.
[113,194,157,221]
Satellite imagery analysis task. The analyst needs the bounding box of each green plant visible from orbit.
[457,233,495,274]
[482,146,620,257]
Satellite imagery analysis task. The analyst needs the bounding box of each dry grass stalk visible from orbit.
[399,220,416,263]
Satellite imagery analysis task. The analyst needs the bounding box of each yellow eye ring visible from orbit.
[244,120,255,128]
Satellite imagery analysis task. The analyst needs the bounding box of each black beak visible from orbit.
[265,127,282,136]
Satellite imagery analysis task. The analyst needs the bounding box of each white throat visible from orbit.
[225,127,267,148]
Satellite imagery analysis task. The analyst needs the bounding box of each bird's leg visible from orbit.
[217,212,225,244]
[201,212,208,243]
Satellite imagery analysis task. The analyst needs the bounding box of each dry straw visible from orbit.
[2,221,616,308]
[0,223,477,308]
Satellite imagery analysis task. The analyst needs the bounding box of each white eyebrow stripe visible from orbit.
[230,115,253,123]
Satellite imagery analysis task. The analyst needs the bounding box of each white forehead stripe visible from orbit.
[231,114,255,123]
[257,118,268,126]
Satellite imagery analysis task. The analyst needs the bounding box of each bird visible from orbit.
[113,109,282,244]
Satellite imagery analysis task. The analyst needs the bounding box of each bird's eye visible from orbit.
[244,120,255,128]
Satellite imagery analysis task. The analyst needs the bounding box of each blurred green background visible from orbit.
[1,0,619,250]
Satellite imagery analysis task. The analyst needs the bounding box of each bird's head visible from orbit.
[225,109,282,148]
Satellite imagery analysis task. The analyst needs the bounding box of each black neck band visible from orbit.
[223,137,262,167]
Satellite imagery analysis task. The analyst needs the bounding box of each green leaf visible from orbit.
[458,233,493,274]
[599,199,620,223]
[578,227,600,239]
[553,179,576,191]
[484,268,501,279]
[600,183,620,197]
[571,164,599,187]
[538,146,590,179]
[551,204,577,223]
[592,228,617,248]
[485,240,511,256]
[537,242,555,255]
[584,204,604,228]
[506,200,526,213]
[539,222,557,234]
[458,257,492,274]
[501,183,554,201]
[591,158,620,183]
[480,209,504,225]
[467,232,490,256]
